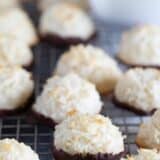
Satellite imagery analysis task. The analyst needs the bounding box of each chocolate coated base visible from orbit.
[0,107,27,117]
[24,46,37,71]
[41,32,97,47]
[0,94,34,117]
[117,57,160,69]
[23,59,34,71]
[53,147,125,160]
[112,96,156,115]
[28,110,56,128]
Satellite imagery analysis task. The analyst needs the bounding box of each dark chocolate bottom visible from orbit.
[23,60,34,71]
[24,45,37,71]
[112,96,156,115]
[117,56,160,69]
[28,110,56,128]
[53,147,125,160]
[0,94,34,117]
[40,32,97,47]
[0,107,27,117]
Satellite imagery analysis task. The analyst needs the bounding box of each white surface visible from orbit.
[0,0,19,10]
[33,73,102,123]
[0,8,38,46]
[0,66,34,110]
[55,44,122,93]
[115,68,160,113]
[0,139,39,160]
[0,34,33,67]
[90,0,160,24]
[40,3,95,40]
[137,110,160,149]
[54,114,124,155]
[38,0,88,11]
[118,25,160,66]
[123,149,160,160]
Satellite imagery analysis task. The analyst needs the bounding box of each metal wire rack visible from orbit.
[0,3,149,160]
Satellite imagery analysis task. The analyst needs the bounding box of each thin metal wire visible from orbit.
[16,118,20,140]
[0,119,2,139]
[34,125,38,151]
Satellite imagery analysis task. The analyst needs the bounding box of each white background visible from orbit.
[90,0,160,24]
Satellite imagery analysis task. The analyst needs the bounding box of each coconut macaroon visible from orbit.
[55,44,122,94]
[0,138,39,160]
[32,73,102,127]
[0,0,19,11]
[122,149,160,160]
[114,68,160,114]
[136,109,160,149]
[118,25,160,67]
[39,3,95,46]
[0,34,33,67]
[0,8,38,47]
[0,65,34,116]
[53,114,125,160]
[38,0,89,11]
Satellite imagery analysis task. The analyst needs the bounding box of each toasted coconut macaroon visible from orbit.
[39,3,95,46]
[55,44,122,94]
[0,0,19,11]
[114,68,160,114]
[53,114,125,160]
[0,8,38,47]
[0,138,39,160]
[122,149,160,160]
[0,65,34,116]
[32,73,102,127]
[0,34,33,67]
[118,25,160,67]
[38,0,89,11]
[136,109,160,149]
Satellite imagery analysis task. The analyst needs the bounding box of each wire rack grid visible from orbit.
[0,4,149,160]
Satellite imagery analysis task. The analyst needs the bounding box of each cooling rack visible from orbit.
[0,2,149,160]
